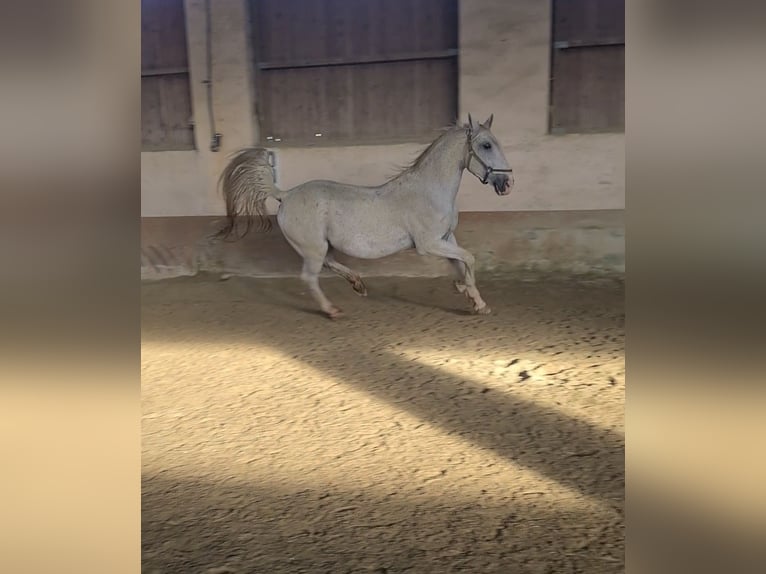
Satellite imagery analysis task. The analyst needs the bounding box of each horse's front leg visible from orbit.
[416,238,490,314]
[445,233,467,295]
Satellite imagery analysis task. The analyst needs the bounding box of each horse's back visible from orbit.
[290,179,380,197]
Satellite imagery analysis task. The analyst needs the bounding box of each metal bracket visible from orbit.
[210,132,222,152]
[267,150,277,184]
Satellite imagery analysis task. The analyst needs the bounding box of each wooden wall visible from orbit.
[141,0,195,150]
[250,0,459,145]
[550,0,625,133]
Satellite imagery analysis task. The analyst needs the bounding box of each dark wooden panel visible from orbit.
[550,45,624,133]
[553,0,624,45]
[323,0,362,60]
[258,59,457,144]
[251,0,457,65]
[253,0,324,63]
[141,0,189,71]
[251,0,458,144]
[142,75,195,149]
[413,0,459,52]
[365,0,457,54]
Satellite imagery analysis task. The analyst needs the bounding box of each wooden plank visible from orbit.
[259,58,456,145]
[346,0,374,60]
[550,45,624,133]
[254,0,325,63]
[141,75,163,147]
[413,0,459,52]
[251,0,459,144]
[251,0,457,63]
[323,0,350,60]
[382,0,417,55]
[142,75,195,149]
[553,0,624,44]
[141,0,193,149]
[141,0,189,70]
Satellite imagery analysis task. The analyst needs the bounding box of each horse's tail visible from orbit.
[214,147,284,240]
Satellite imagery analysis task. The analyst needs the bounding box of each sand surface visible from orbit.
[142,274,624,573]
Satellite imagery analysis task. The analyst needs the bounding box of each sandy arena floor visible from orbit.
[142,274,624,574]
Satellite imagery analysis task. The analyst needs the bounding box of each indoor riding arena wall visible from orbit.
[141,0,624,279]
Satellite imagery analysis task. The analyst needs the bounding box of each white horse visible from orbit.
[217,114,513,319]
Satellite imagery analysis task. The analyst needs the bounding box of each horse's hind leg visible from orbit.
[282,231,343,318]
[301,256,343,319]
[324,250,367,296]
[450,261,468,294]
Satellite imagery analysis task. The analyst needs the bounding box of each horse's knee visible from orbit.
[302,256,324,276]
[301,267,321,286]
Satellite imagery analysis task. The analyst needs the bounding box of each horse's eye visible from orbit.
[482,142,492,150]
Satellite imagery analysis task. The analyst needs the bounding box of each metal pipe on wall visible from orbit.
[204,0,222,151]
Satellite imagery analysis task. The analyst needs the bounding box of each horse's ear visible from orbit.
[482,114,494,129]
[467,113,474,129]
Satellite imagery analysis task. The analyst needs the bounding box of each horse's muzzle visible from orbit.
[492,174,512,196]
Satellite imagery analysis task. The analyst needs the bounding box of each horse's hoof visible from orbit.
[475,304,492,315]
[453,281,467,294]
[352,282,368,297]
[326,307,344,320]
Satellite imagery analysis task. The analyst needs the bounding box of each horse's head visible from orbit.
[465,114,514,196]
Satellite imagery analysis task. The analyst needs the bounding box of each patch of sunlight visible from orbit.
[142,341,605,508]
[394,348,623,435]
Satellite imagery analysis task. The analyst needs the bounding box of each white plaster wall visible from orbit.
[141,0,625,217]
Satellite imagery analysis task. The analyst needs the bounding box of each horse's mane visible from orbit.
[391,121,467,178]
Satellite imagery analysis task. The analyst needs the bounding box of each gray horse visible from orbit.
[217,114,513,319]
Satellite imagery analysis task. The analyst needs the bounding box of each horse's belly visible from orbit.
[329,227,413,260]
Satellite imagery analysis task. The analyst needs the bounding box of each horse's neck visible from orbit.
[403,129,466,211]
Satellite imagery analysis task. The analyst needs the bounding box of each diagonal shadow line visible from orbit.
[266,343,623,506]
[142,278,624,506]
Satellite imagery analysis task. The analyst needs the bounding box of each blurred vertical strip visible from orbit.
[628,1,766,573]
[0,0,140,573]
